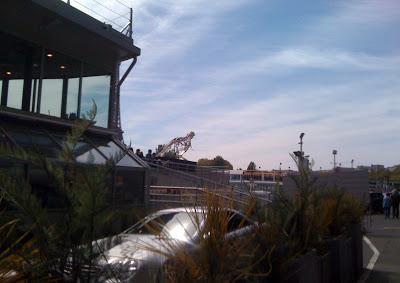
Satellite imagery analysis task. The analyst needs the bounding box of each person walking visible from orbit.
[383,193,391,219]
[391,189,400,219]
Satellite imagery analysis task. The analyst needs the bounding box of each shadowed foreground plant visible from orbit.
[147,191,268,283]
[248,155,366,281]
[0,106,129,282]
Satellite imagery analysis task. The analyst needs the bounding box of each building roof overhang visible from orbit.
[0,0,141,72]
[0,108,149,169]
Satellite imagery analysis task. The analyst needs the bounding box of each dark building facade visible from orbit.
[283,168,369,202]
[0,0,147,207]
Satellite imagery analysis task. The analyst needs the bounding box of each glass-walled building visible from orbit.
[0,31,112,127]
[0,0,147,207]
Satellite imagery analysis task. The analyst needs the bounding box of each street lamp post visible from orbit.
[299,133,305,156]
[332,150,338,169]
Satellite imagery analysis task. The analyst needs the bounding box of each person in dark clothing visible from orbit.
[383,193,391,220]
[145,149,152,159]
[391,189,400,219]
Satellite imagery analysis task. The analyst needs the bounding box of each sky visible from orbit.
[74,0,400,170]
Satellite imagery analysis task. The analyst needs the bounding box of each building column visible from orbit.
[21,48,33,111]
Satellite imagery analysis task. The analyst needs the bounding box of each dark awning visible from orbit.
[0,118,148,169]
[0,0,141,72]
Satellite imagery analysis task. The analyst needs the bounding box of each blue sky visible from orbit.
[77,0,400,170]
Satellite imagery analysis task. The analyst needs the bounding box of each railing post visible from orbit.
[129,8,133,38]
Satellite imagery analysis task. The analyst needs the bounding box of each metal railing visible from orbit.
[62,0,133,38]
[146,159,232,191]
[147,185,272,211]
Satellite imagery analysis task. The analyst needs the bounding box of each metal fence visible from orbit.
[61,0,133,38]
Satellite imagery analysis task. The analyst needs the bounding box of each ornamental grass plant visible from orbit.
[0,106,130,282]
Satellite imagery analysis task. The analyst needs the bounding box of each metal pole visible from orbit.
[300,138,303,154]
[129,8,133,38]
[332,150,337,169]
[36,47,45,113]
[77,62,83,118]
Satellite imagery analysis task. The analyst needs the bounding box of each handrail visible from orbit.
[146,160,232,190]
[62,0,133,39]
[148,185,271,208]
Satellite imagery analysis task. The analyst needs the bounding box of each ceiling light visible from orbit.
[5,71,12,75]
[60,65,66,69]
[46,53,53,58]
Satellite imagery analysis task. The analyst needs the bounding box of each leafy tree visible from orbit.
[247,161,257,171]
[197,156,233,169]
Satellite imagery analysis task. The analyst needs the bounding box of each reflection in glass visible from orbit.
[126,212,203,242]
[7,129,60,158]
[74,141,107,165]
[81,75,110,127]
[40,79,63,117]
[117,155,141,167]
[96,141,122,160]
[30,79,39,112]
[7,80,23,109]
[66,78,79,118]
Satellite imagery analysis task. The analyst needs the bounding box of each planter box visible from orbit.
[327,235,347,283]
[268,225,363,283]
[318,252,331,283]
[350,223,363,279]
[344,237,355,283]
[283,249,319,283]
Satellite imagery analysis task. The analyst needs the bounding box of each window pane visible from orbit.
[117,154,142,167]
[74,142,107,165]
[40,79,63,117]
[96,141,123,160]
[81,75,110,127]
[7,80,23,109]
[66,78,79,118]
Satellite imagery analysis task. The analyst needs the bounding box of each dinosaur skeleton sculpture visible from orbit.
[156,131,195,159]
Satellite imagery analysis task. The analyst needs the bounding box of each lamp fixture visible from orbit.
[60,65,66,69]
[5,71,12,75]
[46,53,53,58]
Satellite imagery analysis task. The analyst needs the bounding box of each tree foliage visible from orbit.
[369,165,400,182]
[197,156,233,169]
[247,161,257,171]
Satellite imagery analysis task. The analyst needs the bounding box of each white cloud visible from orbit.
[70,0,400,169]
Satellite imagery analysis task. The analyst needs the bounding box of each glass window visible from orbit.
[66,78,79,119]
[97,141,123,160]
[0,80,2,97]
[40,79,63,117]
[74,141,107,165]
[230,174,241,181]
[126,212,203,242]
[6,129,60,158]
[117,154,141,167]
[7,80,23,109]
[227,213,252,232]
[81,75,110,127]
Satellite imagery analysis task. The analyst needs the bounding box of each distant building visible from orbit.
[370,164,385,172]
[228,169,287,192]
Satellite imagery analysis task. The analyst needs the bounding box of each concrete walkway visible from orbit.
[363,214,400,283]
